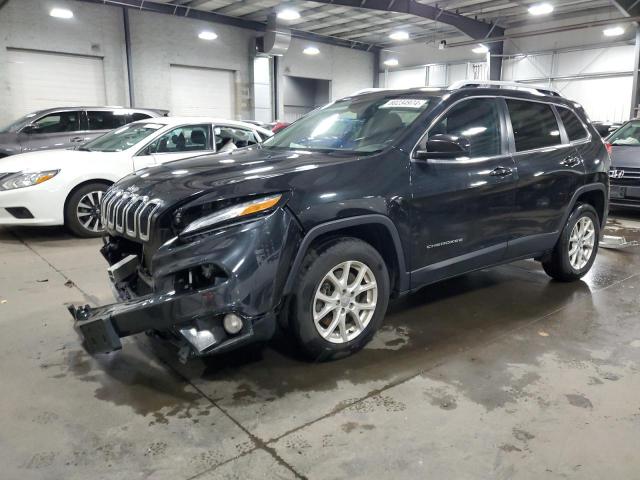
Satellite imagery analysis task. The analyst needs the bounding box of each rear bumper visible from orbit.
[69,208,302,359]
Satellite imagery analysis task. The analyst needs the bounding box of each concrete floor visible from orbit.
[1,213,639,480]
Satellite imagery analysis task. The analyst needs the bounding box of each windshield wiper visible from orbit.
[77,147,92,152]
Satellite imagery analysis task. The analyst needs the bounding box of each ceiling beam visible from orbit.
[74,0,379,51]
[611,0,640,17]
[305,0,504,39]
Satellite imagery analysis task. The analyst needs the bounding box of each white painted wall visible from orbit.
[503,43,635,122]
[127,9,254,120]
[277,37,374,117]
[0,0,128,126]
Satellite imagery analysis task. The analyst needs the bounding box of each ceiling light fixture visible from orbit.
[383,58,399,67]
[389,31,410,41]
[277,9,301,20]
[472,44,489,54]
[50,8,74,19]
[303,46,320,55]
[528,3,554,15]
[603,26,625,37]
[198,31,218,40]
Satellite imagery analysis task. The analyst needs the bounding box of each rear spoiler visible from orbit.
[144,108,170,117]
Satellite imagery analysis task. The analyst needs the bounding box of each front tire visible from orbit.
[65,182,109,238]
[289,238,390,361]
[542,203,599,281]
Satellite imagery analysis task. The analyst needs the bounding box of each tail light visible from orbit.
[605,142,612,155]
[271,121,289,133]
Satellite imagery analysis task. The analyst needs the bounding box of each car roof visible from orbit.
[131,116,272,133]
[29,106,167,115]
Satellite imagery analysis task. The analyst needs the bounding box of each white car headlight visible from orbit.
[181,194,282,235]
[0,170,60,191]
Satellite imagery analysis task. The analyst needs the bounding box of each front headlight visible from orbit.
[0,170,59,191]
[181,194,283,236]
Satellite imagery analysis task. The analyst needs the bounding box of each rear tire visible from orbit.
[542,203,599,282]
[288,237,390,361]
[65,182,110,238]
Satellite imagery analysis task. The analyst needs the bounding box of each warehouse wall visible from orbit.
[127,10,255,119]
[0,1,374,125]
[380,16,636,123]
[0,0,128,125]
[277,37,374,117]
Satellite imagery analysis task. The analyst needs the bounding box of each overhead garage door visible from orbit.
[7,49,107,118]
[170,65,236,118]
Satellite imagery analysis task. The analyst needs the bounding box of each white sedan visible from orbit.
[0,117,272,237]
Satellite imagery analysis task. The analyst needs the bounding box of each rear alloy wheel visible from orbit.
[289,238,390,361]
[542,203,599,282]
[65,183,109,237]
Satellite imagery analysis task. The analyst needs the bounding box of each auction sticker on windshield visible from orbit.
[381,99,427,109]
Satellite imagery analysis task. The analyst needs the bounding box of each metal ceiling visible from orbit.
[139,0,620,48]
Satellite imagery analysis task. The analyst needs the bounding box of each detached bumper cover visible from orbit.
[69,208,302,356]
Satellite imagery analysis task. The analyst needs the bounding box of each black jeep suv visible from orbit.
[70,81,609,362]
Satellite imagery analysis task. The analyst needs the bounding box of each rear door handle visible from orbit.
[560,156,582,168]
[489,166,513,177]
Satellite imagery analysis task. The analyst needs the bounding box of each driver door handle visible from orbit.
[70,136,84,142]
[489,166,513,177]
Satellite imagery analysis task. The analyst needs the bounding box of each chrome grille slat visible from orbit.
[99,188,162,242]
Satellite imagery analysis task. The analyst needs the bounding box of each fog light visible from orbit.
[223,313,243,334]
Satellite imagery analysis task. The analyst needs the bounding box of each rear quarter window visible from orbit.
[558,107,588,142]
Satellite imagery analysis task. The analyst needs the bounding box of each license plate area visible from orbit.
[610,185,626,199]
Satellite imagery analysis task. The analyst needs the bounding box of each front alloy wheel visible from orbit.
[76,190,104,234]
[65,182,110,238]
[313,261,378,344]
[288,237,390,361]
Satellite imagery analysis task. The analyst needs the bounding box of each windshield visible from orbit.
[262,95,432,153]
[0,112,39,133]
[81,123,163,152]
[608,121,640,146]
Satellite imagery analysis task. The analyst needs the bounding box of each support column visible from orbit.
[489,41,504,81]
[373,49,380,88]
[631,28,640,119]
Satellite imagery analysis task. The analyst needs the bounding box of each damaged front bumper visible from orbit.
[68,208,301,360]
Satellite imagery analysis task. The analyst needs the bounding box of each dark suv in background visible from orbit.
[70,81,609,363]
[0,106,168,157]
[607,119,640,209]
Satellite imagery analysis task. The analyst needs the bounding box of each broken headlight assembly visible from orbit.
[0,170,59,190]
[173,193,285,239]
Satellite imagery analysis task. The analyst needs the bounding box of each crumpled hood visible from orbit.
[114,146,360,207]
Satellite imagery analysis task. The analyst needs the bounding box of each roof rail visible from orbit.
[448,80,561,97]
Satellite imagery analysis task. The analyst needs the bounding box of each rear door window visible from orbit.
[506,99,562,151]
[429,97,502,157]
[214,126,259,152]
[558,107,588,142]
[149,124,212,153]
[87,110,131,131]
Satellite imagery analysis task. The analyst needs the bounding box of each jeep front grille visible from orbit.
[101,189,162,241]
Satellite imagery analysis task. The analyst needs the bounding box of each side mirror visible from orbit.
[414,134,470,161]
[21,125,39,135]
